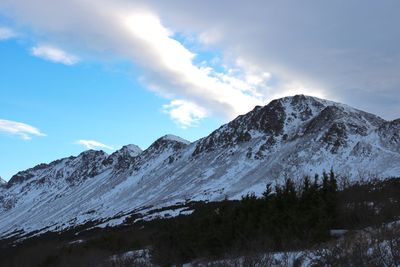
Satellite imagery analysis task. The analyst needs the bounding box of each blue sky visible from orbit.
[0,1,399,180]
[0,37,223,180]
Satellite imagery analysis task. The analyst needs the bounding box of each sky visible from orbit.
[0,1,399,180]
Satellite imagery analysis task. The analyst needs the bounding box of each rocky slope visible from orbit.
[0,95,399,239]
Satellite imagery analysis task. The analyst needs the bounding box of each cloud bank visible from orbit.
[0,0,399,125]
[0,119,46,140]
[145,0,400,119]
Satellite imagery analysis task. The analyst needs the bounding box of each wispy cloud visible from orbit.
[162,99,207,128]
[0,26,17,40]
[0,119,46,140]
[75,140,114,150]
[31,44,79,65]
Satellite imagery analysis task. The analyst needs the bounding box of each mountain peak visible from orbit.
[77,149,108,158]
[102,144,142,169]
[145,135,190,156]
[118,144,142,157]
[193,95,386,156]
[159,134,190,144]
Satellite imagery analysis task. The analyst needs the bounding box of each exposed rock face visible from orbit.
[378,119,400,153]
[192,99,286,156]
[103,145,142,171]
[7,150,108,188]
[145,135,190,155]
[0,95,399,239]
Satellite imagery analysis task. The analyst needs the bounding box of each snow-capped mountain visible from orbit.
[1,95,399,239]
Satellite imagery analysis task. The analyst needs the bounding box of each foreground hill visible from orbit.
[0,95,399,238]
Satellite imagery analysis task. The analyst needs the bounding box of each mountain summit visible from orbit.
[1,95,399,238]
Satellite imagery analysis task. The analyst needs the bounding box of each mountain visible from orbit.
[0,177,6,186]
[1,95,399,239]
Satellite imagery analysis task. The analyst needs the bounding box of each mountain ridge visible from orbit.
[1,94,399,239]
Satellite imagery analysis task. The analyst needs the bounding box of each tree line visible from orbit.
[152,171,339,265]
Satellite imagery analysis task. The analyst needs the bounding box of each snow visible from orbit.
[0,95,399,238]
[110,249,152,266]
[183,250,308,267]
[121,144,142,157]
[140,207,194,221]
[329,229,349,237]
[161,134,191,144]
[68,239,85,245]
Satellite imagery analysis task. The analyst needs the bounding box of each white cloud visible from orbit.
[162,99,207,128]
[2,1,398,122]
[0,26,17,40]
[0,1,267,126]
[75,140,114,150]
[0,119,46,140]
[121,12,266,119]
[31,44,79,65]
[144,1,400,119]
